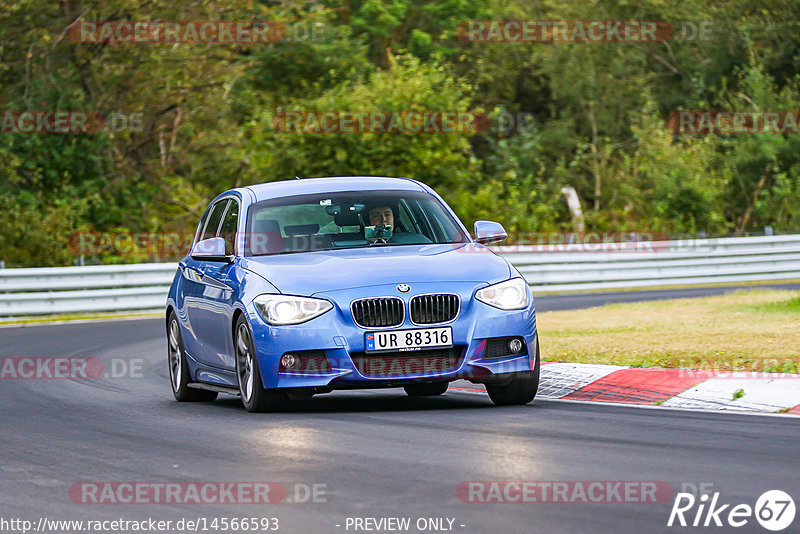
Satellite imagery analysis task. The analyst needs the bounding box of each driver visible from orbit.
[365,203,395,243]
[368,204,395,230]
[365,202,432,245]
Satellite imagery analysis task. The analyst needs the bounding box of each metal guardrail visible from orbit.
[0,264,176,316]
[505,234,800,292]
[1,235,799,316]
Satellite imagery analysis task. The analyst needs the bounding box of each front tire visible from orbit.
[167,312,218,402]
[486,334,540,406]
[235,316,289,413]
[404,382,449,397]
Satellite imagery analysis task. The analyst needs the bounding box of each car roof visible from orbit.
[244,176,427,202]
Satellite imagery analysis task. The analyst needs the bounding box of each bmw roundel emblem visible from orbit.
[397,284,411,293]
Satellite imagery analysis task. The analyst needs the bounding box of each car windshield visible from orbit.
[246,190,469,256]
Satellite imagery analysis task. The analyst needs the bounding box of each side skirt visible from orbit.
[188,382,240,396]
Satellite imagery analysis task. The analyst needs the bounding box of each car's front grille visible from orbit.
[351,348,464,377]
[351,297,405,328]
[409,294,460,324]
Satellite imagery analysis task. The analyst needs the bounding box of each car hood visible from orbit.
[240,243,512,295]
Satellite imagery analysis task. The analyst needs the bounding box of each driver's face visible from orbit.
[369,206,394,229]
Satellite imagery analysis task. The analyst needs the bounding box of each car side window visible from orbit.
[195,208,212,243]
[396,201,414,234]
[200,200,229,242]
[219,200,239,255]
[428,203,462,242]
[406,200,435,240]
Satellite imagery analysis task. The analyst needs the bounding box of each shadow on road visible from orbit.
[180,390,515,414]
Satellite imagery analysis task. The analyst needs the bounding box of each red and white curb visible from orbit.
[452,362,800,414]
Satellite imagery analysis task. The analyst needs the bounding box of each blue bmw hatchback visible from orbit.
[166,176,539,412]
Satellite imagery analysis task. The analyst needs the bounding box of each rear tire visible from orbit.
[235,315,289,413]
[404,382,449,397]
[167,312,218,402]
[486,334,540,406]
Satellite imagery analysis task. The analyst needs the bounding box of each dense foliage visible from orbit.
[1,0,799,265]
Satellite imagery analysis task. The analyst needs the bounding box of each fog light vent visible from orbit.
[279,351,331,373]
[483,337,526,359]
[280,354,297,369]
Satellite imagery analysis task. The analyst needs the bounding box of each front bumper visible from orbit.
[246,281,537,390]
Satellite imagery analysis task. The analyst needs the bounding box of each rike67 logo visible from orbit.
[668,490,795,531]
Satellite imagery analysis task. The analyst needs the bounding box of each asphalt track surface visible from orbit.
[2,288,799,534]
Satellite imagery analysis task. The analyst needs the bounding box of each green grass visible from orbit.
[740,296,800,314]
[538,289,800,371]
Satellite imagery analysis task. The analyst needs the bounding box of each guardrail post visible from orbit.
[0,260,4,269]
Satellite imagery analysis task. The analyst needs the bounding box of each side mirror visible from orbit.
[474,220,508,245]
[191,237,233,263]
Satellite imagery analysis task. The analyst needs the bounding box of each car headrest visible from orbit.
[284,224,319,236]
[251,219,284,254]
[254,219,279,234]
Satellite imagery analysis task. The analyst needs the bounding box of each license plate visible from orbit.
[365,327,452,353]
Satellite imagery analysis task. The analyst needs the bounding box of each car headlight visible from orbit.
[253,294,333,325]
[475,278,530,310]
